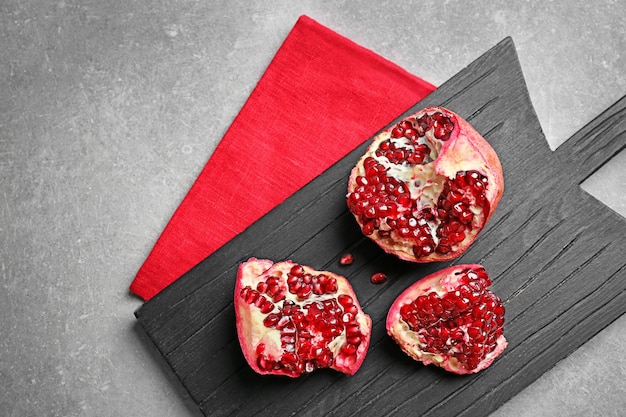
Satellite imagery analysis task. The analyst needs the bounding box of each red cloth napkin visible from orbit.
[130,15,435,300]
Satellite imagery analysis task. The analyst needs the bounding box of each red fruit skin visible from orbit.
[347,106,504,263]
[386,264,507,375]
[235,258,372,377]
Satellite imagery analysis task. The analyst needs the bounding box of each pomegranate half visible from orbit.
[347,106,504,262]
[235,258,372,377]
[386,264,507,374]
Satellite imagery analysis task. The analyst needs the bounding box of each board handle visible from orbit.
[555,95,626,185]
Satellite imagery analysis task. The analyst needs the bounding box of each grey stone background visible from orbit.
[1,1,624,416]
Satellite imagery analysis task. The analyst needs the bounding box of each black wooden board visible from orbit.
[135,37,626,417]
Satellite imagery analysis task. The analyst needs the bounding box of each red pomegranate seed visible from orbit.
[339,253,354,265]
[371,272,387,284]
[337,294,353,307]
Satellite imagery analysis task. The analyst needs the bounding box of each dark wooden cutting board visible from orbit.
[135,37,626,417]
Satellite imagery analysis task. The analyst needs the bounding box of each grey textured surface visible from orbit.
[1,1,624,416]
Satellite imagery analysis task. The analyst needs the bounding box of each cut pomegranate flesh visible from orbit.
[235,258,372,377]
[386,264,507,374]
[347,106,504,262]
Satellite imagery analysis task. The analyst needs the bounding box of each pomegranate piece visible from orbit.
[235,258,372,377]
[370,272,387,284]
[386,264,507,374]
[346,106,504,262]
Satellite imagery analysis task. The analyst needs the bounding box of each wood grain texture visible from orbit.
[135,37,626,417]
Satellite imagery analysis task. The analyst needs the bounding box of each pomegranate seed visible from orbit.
[341,344,358,355]
[281,323,296,335]
[324,278,338,293]
[311,281,323,295]
[346,306,359,319]
[339,253,354,265]
[297,286,312,300]
[403,128,418,139]
[240,286,250,300]
[263,314,280,328]
[288,281,302,294]
[257,354,272,371]
[286,274,299,286]
[247,290,260,305]
[262,284,276,298]
[493,304,505,316]
[362,220,376,235]
[282,352,297,365]
[398,120,413,130]
[270,290,283,303]
[345,324,361,337]
[280,302,295,317]
[371,272,387,284]
[467,327,481,338]
[256,281,268,293]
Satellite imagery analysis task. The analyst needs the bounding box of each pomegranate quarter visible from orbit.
[235,258,372,377]
[347,106,503,262]
[386,264,507,374]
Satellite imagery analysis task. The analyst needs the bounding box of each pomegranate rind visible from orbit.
[347,106,504,263]
[386,264,507,374]
[235,258,372,377]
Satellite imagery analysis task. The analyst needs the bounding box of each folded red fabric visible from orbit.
[130,15,436,300]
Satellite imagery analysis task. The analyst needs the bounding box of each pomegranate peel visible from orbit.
[386,264,507,374]
[347,106,504,262]
[235,258,372,377]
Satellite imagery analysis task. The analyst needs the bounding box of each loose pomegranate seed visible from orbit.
[371,272,387,284]
[337,294,353,307]
[290,264,305,277]
[339,253,354,265]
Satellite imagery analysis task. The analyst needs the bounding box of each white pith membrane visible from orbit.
[235,259,372,377]
[386,265,508,374]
